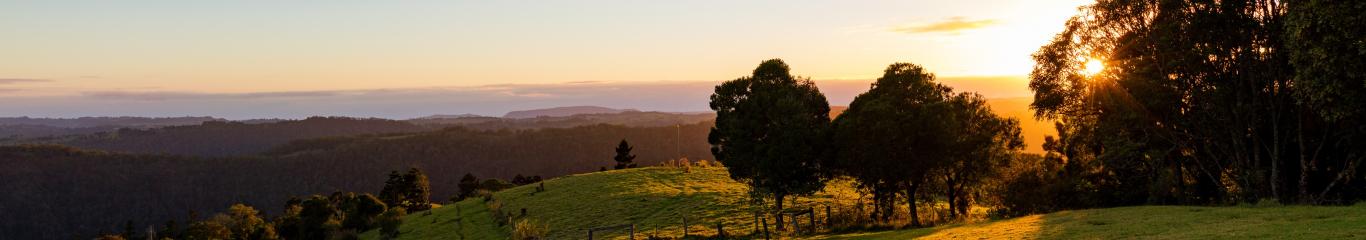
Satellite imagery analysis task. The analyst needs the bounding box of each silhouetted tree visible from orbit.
[940,92,1025,218]
[613,139,638,169]
[709,59,830,230]
[457,173,480,201]
[1029,0,1366,207]
[833,63,955,226]
[403,168,431,211]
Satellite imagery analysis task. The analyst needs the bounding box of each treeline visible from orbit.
[709,60,1023,228]
[0,122,712,239]
[1012,0,1366,210]
[708,0,1366,230]
[95,169,432,240]
[17,117,432,157]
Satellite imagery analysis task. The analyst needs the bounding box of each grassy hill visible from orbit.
[815,205,1366,239]
[362,166,859,239]
[363,167,1366,240]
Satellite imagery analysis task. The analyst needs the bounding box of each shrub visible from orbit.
[510,219,550,240]
[377,207,406,240]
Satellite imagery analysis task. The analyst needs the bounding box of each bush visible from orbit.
[510,219,550,240]
[377,207,406,240]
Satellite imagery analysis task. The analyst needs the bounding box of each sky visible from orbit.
[1,0,1090,119]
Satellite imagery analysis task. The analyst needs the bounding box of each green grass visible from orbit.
[811,205,1366,239]
[357,198,507,240]
[365,167,1366,239]
[363,166,858,240]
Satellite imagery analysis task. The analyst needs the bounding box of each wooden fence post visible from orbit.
[716,222,724,237]
[809,207,816,232]
[682,216,689,238]
[761,216,770,239]
[630,224,636,240]
[826,205,832,228]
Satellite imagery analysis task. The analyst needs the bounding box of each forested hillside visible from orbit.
[0,122,713,239]
[11,117,432,157]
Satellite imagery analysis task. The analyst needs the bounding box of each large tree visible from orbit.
[940,92,1025,218]
[709,59,831,230]
[832,62,956,226]
[1029,0,1366,206]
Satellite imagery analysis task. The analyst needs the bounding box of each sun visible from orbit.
[1082,59,1105,76]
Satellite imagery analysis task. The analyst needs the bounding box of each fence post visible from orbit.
[753,212,760,235]
[826,205,832,228]
[761,216,770,240]
[630,224,636,240]
[809,207,816,232]
[588,229,593,240]
[682,216,689,238]
[717,222,724,237]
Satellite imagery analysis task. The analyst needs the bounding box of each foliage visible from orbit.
[380,168,432,211]
[832,62,1023,225]
[614,139,639,169]
[510,219,550,240]
[1025,0,1366,211]
[709,59,832,230]
[377,207,406,240]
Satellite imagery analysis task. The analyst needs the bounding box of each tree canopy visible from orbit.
[709,59,831,230]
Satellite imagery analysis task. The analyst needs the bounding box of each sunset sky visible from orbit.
[1,0,1089,118]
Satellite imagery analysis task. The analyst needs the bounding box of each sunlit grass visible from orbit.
[813,205,1366,239]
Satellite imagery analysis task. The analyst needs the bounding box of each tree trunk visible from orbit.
[1297,115,1312,204]
[906,180,920,227]
[946,176,958,219]
[775,194,786,231]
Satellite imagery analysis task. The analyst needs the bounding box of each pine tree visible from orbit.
[613,139,637,169]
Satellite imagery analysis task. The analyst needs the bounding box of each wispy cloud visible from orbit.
[0,78,54,85]
[83,90,345,101]
[892,17,1000,34]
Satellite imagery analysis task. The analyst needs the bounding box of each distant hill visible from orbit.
[0,116,222,139]
[413,114,487,119]
[0,122,715,239]
[503,106,637,119]
[11,117,432,157]
[0,116,222,128]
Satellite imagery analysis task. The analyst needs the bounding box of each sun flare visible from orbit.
[1083,59,1105,76]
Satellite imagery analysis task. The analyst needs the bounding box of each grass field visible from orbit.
[363,166,1366,239]
[813,205,1366,239]
[362,166,860,240]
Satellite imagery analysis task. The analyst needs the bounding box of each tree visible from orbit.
[832,62,956,226]
[338,193,388,231]
[183,220,231,240]
[402,168,431,211]
[940,93,1025,218]
[709,59,831,230]
[457,173,480,201]
[1028,0,1366,206]
[613,139,638,169]
[213,204,268,240]
[378,171,405,209]
[1285,0,1366,204]
[377,207,406,240]
[299,196,340,240]
[380,168,432,211]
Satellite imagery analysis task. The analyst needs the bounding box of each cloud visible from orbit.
[83,90,344,101]
[0,78,54,85]
[892,17,1000,34]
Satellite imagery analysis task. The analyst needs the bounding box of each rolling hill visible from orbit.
[364,167,1366,239]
